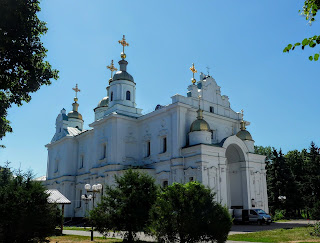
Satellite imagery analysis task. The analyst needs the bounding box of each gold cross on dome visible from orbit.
[107,60,118,78]
[190,63,197,84]
[118,35,129,58]
[72,84,80,98]
[241,109,244,120]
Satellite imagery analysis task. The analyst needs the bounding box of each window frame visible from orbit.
[102,143,107,160]
[80,155,84,169]
[162,180,168,187]
[126,90,131,101]
[146,140,151,157]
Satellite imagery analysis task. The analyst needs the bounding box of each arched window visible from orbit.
[126,91,131,100]
[111,92,113,101]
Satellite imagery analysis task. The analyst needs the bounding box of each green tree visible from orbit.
[285,149,306,217]
[0,0,58,142]
[254,145,275,163]
[303,142,320,218]
[0,164,61,242]
[283,0,320,61]
[263,149,291,215]
[150,182,232,243]
[90,169,158,243]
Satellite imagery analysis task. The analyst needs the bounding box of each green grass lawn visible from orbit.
[63,226,91,231]
[49,234,154,243]
[228,226,320,242]
[48,234,122,242]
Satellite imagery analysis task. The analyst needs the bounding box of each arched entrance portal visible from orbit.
[226,144,247,209]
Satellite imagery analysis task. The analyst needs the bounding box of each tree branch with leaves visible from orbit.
[283,0,320,61]
[0,0,59,145]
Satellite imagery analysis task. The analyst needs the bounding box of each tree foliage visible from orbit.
[0,163,61,242]
[150,182,232,243]
[255,142,320,219]
[283,0,320,61]
[90,169,158,243]
[0,0,58,142]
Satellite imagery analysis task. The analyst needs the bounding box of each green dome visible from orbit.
[190,119,210,132]
[97,97,109,108]
[236,130,253,141]
[190,109,211,132]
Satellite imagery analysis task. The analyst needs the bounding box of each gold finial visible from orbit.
[240,109,246,131]
[190,63,197,85]
[72,84,80,102]
[107,60,118,83]
[118,35,129,59]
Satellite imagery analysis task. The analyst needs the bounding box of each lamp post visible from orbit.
[81,194,91,229]
[82,183,102,241]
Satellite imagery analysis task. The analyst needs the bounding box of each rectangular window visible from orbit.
[162,137,167,153]
[80,155,84,168]
[163,180,168,187]
[147,141,151,157]
[189,177,194,182]
[102,144,107,160]
[210,106,214,113]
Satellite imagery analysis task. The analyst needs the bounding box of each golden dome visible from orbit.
[68,102,83,120]
[190,119,210,132]
[190,109,211,132]
[236,112,253,141]
[236,130,253,141]
[68,110,83,120]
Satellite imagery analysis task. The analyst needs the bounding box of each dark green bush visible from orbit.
[0,165,61,243]
[150,182,232,243]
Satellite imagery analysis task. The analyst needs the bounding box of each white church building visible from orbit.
[44,36,268,217]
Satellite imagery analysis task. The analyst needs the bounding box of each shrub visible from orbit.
[273,209,286,221]
[0,165,61,242]
[311,222,320,236]
[310,201,320,220]
[90,169,158,243]
[150,182,232,243]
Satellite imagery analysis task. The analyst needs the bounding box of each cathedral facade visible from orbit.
[44,37,268,217]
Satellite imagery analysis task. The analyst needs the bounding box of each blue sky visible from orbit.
[1,0,320,177]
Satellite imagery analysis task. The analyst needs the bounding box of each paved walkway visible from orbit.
[63,220,318,242]
[63,230,155,242]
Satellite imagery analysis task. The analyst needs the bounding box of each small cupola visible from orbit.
[67,84,84,130]
[236,110,253,141]
[190,109,211,132]
[111,35,134,83]
[188,66,212,146]
[68,84,83,120]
